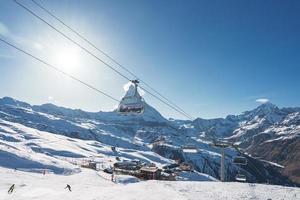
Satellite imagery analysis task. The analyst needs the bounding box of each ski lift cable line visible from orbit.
[139,86,194,120]
[30,0,194,120]
[13,0,194,120]
[233,146,268,182]
[13,0,130,82]
[14,0,193,120]
[225,143,268,182]
[31,0,194,120]
[0,37,120,103]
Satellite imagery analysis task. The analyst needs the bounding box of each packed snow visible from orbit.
[0,118,175,174]
[0,96,299,189]
[0,167,299,200]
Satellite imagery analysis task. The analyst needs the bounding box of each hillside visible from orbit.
[0,96,299,186]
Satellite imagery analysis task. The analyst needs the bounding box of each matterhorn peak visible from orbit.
[240,101,281,120]
[257,101,275,106]
[255,101,278,113]
[123,81,143,98]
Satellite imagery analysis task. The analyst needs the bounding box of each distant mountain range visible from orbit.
[191,102,299,184]
[0,96,299,186]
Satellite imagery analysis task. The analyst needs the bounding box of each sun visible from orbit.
[51,46,81,73]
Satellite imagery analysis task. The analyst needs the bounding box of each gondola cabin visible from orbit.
[117,80,145,115]
[181,144,198,153]
[233,156,247,165]
[235,174,247,182]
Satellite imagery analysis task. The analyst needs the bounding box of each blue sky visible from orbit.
[0,0,299,119]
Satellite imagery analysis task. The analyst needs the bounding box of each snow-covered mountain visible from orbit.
[0,96,298,186]
[188,102,300,184]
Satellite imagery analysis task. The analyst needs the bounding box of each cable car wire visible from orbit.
[30,0,194,120]
[13,0,131,82]
[0,37,120,103]
[13,0,194,120]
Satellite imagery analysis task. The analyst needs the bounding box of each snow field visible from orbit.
[0,168,299,200]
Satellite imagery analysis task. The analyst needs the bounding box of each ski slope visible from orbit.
[0,118,173,174]
[0,97,299,186]
[0,167,299,200]
[1,117,298,199]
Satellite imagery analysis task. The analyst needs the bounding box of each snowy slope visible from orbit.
[0,118,172,174]
[0,96,299,186]
[0,167,299,200]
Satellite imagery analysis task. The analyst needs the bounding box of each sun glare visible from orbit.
[52,46,81,73]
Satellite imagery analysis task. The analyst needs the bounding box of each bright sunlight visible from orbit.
[51,45,81,73]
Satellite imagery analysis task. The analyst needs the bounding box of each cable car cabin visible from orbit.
[235,174,247,182]
[181,144,198,153]
[117,80,145,115]
[118,102,144,114]
[233,156,247,165]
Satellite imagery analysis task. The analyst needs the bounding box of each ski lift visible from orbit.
[235,174,247,182]
[181,144,198,153]
[111,146,116,152]
[117,80,144,115]
[211,139,232,148]
[233,156,247,165]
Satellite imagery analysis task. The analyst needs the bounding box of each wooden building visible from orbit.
[140,166,161,180]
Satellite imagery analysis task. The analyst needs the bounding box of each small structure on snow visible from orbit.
[179,162,193,171]
[81,161,99,170]
[140,166,161,180]
[114,161,142,171]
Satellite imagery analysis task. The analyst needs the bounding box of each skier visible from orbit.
[8,184,15,194]
[65,184,72,192]
[111,173,115,182]
[111,173,117,183]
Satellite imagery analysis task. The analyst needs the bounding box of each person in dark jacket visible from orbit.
[65,184,72,192]
[8,184,15,194]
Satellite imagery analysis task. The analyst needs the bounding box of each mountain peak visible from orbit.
[257,101,276,108]
[239,102,282,120]
[0,96,31,108]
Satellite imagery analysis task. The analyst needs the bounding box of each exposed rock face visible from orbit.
[248,137,300,184]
